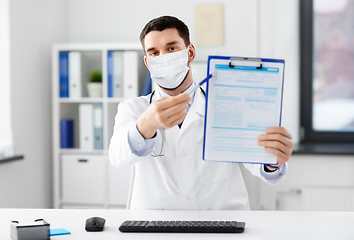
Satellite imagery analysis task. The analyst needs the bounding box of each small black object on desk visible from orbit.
[85,217,105,232]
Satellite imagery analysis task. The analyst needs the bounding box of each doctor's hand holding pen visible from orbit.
[136,92,191,139]
[257,127,294,168]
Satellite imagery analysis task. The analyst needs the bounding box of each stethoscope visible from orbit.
[149,87,206,157]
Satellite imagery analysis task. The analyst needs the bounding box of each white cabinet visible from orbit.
[61,155,105,204]
[52,43,147,208]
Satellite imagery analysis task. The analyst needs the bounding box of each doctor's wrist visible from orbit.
[136,116,157,139]
[137,126,156,139]
[136,123,156,139]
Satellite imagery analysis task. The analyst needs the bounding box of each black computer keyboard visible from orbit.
[119,220,245,233]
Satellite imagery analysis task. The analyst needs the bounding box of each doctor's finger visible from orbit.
[169,117,186,128]
[265,127,292,139]
[154,101,188,127]
[156,102,187,122]
[258,134,294,148]
[152,100,188,121]
[161,101,189,117]
[165,111,187,127]
[157,93,190,110]
[264,147,289,165]
[258,140,292,156]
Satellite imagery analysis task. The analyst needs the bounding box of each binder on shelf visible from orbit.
[107,51,113,98]
[59,52,69,98]
[123,51,139,98]
[60,119,74,148]
[93,103,103,150]
[107,51,123,98]
[68,51,82,98]
[79,104,94,150]
[113,51,123,97]
[142,72,152,96]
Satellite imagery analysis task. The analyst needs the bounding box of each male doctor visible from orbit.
[109,16,294,210]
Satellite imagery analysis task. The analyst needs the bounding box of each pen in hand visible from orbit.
[190,73,214,95]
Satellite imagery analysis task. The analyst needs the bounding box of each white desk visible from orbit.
[1,209,354,240]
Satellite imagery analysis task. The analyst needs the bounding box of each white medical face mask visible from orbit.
[146,49,190,89]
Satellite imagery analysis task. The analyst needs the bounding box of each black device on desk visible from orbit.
[119,220,245,233]
[85,217,105,232]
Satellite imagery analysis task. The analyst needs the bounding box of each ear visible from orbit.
[144,55,149,70]
[187,43,196,66]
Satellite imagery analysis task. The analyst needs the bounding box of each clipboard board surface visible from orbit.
[203,56,285,164]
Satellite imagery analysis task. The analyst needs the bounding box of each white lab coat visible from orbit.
[109,88,286,210]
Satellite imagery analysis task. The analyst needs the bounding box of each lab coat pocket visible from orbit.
[196,144,233,185]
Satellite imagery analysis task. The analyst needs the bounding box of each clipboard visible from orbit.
[202,56,285,164]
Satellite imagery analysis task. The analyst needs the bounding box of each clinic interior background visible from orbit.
[0,0,353,210]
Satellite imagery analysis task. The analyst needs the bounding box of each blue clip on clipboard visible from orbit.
[202,56,285,164]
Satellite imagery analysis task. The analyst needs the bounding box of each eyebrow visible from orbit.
[146,41,180,53]
[146,47,156,53]
[166,41,178,46]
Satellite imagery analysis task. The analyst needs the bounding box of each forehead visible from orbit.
[144,28,184,50]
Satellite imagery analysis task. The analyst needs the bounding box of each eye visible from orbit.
[169,47,177,52]
[150,51,159,57]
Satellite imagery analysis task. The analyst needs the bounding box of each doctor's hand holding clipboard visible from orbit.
[257,126,293,171]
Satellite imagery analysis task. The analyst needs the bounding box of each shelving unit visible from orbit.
[51,43,147,209]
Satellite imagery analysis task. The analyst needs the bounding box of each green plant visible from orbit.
[89,70,102,83]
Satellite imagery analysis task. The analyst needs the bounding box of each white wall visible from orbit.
[259,0,300,145]
[0,0,13,157]
[67,0,259,59]
[0,0,69,208]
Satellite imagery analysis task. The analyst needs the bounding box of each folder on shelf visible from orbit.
[107,51,114,98]
[79,104,94,150]
[68,51,82,99]
[122,51,139,98]
[59,52,69,98]
[142,72,152,96]
[203,56,285,164]
[113,51,123,97]
[93,103,103,150]
[60,119,74,148]
[108,51,123,98]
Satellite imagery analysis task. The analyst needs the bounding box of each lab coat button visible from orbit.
[185,195,190,202]
[138,143,142,148]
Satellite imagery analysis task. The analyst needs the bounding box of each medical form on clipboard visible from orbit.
[202,56,285,164]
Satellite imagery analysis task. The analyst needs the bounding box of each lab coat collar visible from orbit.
[156,81,196,106]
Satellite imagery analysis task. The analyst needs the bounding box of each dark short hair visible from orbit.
[140,16,190,52]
